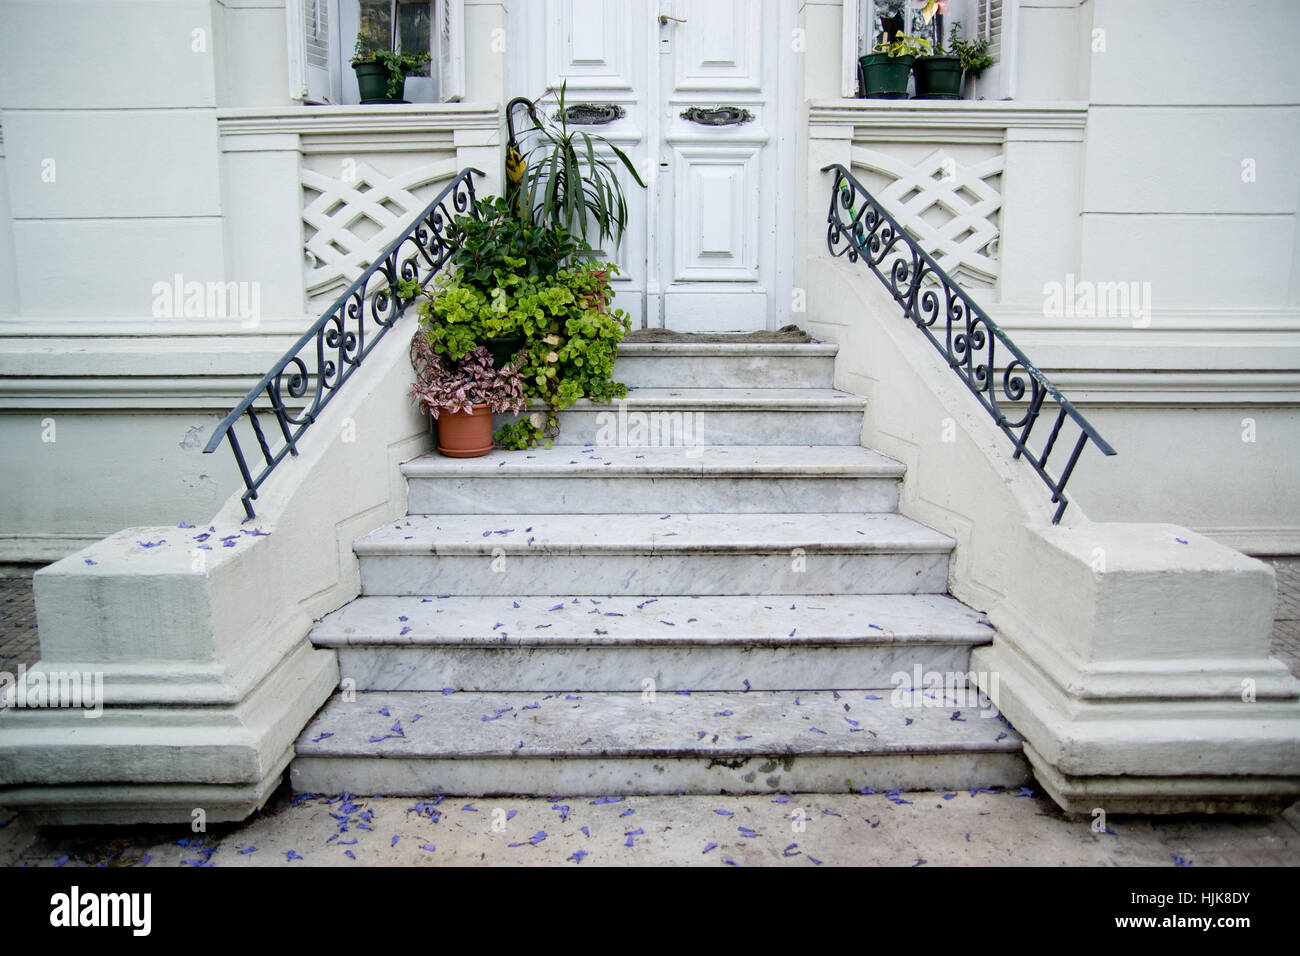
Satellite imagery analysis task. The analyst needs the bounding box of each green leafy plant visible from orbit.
[493,261,631,449]
[516,82,647,247]
[406,195,631,449]
[947,22,995,75]
[873,33,933,58]
[410,273,524,362]
[351,32,430,99]
[446,196,585,292]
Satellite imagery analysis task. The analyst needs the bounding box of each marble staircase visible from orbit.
[290,342,1030,797]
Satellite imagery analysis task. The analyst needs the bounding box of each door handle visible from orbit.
[658,14,686,25]
[681,106,755,126]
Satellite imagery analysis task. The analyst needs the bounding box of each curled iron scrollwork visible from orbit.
[205,167,484,519]
[821,163,1115,523]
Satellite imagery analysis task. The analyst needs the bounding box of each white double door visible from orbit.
[513,0,795,331]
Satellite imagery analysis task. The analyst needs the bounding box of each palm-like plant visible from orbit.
[516,83,646,248]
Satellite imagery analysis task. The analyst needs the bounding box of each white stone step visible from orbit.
[402,444,904,514]
[355,513,954,597]
[496,387,866,446]
[290,689,1028,796]
[613,342,839,388]
[312,593,994,691]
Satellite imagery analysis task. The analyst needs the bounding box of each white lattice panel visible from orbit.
[302,158,458,299]
[850,145,1004,288]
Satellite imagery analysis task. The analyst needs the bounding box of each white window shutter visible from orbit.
[287,0,335,104]
[435,0,465,102]
[975,0,1017,99]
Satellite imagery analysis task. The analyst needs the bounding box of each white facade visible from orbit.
[1,0,1295,561]
[1,0,1298,823]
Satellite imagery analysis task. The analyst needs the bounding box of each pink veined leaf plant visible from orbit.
[409,337,527,420]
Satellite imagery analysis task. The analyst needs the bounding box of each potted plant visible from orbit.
[407,227,630,450]
[409,339,526,458]
[351,33,430,103]
[515,83,646,247]
[440,196,585,367]
[492,258,631,450]
[859,33,932,99]
[948,21,996,98]
[913,20,964,99]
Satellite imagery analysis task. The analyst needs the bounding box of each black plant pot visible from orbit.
[913,55,963,99]
[353,60,408,103]
[484,335,525,369]
[859,53,914,99]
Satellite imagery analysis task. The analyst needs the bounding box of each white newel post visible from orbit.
[455,126,502,198]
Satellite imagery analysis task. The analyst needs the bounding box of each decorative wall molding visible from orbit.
[812,101,1087,294]
[809,100,1090,139]
[215,104,500,139]
[301,158,459,299]
[850,144,1004,288]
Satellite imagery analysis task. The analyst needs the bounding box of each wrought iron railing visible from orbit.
[204,167,483,519]
[822,163,1114,523]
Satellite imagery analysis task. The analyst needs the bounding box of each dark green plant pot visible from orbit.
[484,335,525,369]
[353,60,406,103]
[859,53,914,99]
[913,55,963,99]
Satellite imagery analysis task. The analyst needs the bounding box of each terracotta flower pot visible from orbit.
[434,403,494,458]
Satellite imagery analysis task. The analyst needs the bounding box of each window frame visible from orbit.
[288,0,464,106]
[840,0,1015,100]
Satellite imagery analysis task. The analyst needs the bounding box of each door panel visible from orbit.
[514,0,786,331]
[672,146,759,282]
[659,0,776,331]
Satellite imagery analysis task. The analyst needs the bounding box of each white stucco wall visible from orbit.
[0,0,1296,560]
[0,0,505,561]
[803,0,1300,554]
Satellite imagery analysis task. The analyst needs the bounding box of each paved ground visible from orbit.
[2,559,1298,867]
[1,786,1298,868]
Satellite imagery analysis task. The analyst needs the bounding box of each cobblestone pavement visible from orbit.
[0,576,39,672]
[1270,559,1300,676]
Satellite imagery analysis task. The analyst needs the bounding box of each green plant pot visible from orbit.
[913,55,963,99]
[484,334,525,370]
[859,53,914,99]
[353,60,406,103]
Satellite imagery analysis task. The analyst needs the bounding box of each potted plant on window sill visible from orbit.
[351,33,430,104]
[859,33,931,99]
[913,23,964,99]
[947,22,996,99]
[409,339,526,458]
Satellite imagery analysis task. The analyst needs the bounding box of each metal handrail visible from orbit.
[204,167,483,519]
[821,163,1114,523]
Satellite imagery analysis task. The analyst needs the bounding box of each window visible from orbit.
[288,0,464,105]
[860,0,943,52]
[841,0,1016,99]
[357,1,433,101]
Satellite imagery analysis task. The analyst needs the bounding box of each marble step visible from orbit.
[496,387,866,446]
[313,593,993,691]
[290,689,1029,796]
[355,513,955,597]
[612,342,838,388]
[402,444,905,515]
